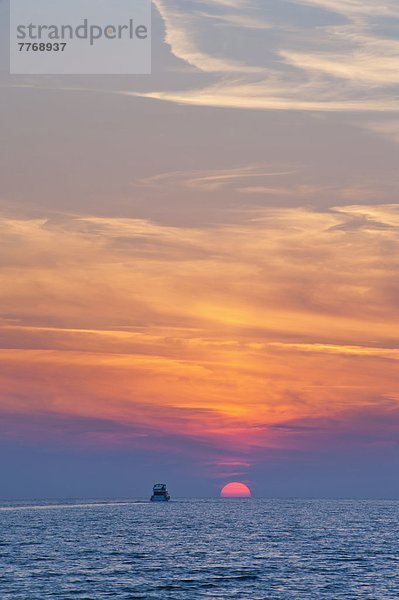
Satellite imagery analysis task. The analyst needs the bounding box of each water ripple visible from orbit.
[0,499,398,599]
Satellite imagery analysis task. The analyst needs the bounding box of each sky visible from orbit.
[0,0,398,499]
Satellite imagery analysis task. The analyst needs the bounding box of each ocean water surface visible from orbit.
[0,498,398,598]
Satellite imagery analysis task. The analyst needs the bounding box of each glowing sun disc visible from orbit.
[220,482,252,498]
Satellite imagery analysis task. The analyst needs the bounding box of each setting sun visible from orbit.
[220,482,252,498]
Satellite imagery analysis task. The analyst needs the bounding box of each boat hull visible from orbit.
[150,495,170,502]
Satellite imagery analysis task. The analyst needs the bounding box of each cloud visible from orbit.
[1,204,398,335]
[132,0,399,113]
[126,79,399,112]
[266,342,399,361]
[0,203,398,464]
[288,0,399,19]
[153,0,264,72]
[5,1,398,115]
[280,28,399,86]
[136,165,298,191]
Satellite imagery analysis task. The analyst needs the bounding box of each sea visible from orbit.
[0,498,398,599]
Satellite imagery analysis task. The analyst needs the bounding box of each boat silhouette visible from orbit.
[150,483,170,502]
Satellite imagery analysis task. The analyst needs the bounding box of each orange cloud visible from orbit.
[0,205,398,471]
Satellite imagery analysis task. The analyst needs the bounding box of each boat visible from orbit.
[150,483,170,502]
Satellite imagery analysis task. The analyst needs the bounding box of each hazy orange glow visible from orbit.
[220,482,252,498]
[0,205,398,479]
